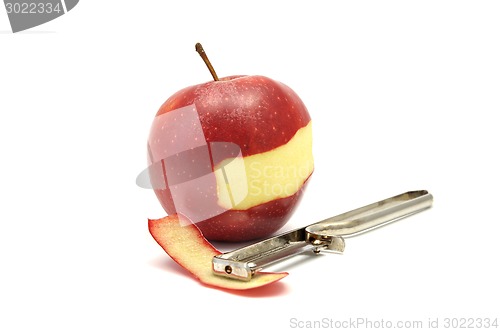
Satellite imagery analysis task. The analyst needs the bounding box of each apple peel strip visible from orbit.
[149,215,288,290]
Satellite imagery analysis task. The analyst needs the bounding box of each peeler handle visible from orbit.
[305,190,433,238]
[213,190,433,281]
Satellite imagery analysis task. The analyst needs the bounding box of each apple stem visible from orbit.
[195,43,219,81]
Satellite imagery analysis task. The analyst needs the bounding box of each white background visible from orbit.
[1,1,499,331]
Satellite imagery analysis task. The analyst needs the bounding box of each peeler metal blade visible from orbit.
[212,190,433,281]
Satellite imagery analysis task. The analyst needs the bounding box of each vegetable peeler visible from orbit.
[213,190,433,281]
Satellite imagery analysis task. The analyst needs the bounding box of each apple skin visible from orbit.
[155,75,311,157]
[148,214,288,290]
[148,75,312,242]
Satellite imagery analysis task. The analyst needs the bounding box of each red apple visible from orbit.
[147,44,313,242]
[149,214,288,290]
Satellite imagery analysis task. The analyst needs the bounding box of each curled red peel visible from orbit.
[148,215,288,290]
